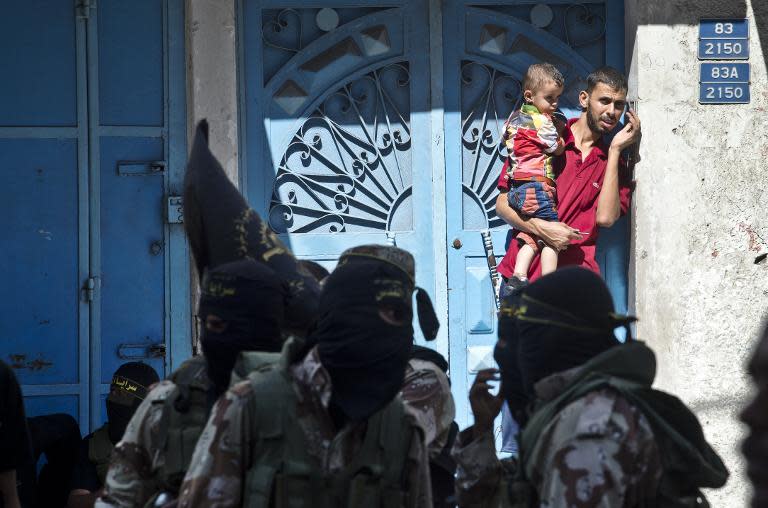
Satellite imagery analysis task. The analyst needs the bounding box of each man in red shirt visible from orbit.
[496,66,640,291]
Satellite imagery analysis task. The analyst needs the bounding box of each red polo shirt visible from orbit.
[497,118,633,281]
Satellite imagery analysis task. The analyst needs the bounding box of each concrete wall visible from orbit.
[185,0,240,349]
[629,0,768,504]
[186,0,240,183]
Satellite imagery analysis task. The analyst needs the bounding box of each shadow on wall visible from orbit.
[626,0,767,76]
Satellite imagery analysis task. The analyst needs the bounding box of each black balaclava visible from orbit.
[184,120,319,335]
[106,362,160,443]
[199,259,286,395]
[312,245,438,422]
[495,267,636,414]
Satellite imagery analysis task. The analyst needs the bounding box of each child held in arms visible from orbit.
[502,63,567,289]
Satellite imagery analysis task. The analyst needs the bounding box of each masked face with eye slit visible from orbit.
[105,362,160,443]
[310,245,439,423]
[198,259,287,395]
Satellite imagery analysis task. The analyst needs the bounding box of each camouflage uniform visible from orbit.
[95,357,210,508]
[453,365,662,508]
[177,345,433,508]
[402,358,455,459]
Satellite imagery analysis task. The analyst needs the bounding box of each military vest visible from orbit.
[88,424,115,485]
[241,344,421,508]
[506,342,728,508]
[152,355,211,495]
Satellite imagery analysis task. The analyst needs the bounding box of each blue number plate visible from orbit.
[700,63,750,83]
[698,39,749,60]
[699,83,750,104]
[699,19,749,40]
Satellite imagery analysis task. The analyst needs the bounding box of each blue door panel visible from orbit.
[596,215,631,316]
[99,137,166,384]
[0,139,80,386]
[2,1,186,433]
[0,1,77,126]
[24,395,79,421]
[98,0,165,126]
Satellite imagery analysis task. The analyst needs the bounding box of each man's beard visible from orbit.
[586,103,607,134]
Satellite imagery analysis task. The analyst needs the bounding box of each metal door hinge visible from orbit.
[76,0,96,19]
[82,276,99,302]
[167,196,184,224]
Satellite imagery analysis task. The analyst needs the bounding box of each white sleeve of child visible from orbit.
[537,116,561,154]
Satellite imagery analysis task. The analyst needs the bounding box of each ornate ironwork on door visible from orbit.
[269,63,413,234]
[480,3,608,67]
[261,7,388,84]
[460,61,520,230]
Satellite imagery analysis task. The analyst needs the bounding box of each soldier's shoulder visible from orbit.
[171,356,209,386]
[228,378,259,400]
[529,388,660,498]
[565,387,651,438]
[145,379,179,403]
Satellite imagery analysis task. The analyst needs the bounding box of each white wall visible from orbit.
[185,0,240,350]
[629,0,768,504]
[186,0,240,183]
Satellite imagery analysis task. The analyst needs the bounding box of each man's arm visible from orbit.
[95,383,174,508]
[596,110,641,227]
[177,383,252,508]
[0,471,21,508]
[495,193,581,252]
[68,489,103,508]
[405,425,434,508]
[452,427,503,508]
[401,359,455,456]
[450,369,505,508]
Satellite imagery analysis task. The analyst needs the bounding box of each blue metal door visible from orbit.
[240,1,436,340]
[0,1,188,432]
[443,2,627,432]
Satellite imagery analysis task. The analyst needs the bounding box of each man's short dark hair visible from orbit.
[523,63,565,92]
[586,66,628,94]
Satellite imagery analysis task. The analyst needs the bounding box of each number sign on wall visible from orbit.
[698,19,749,60]
[699,63,750,104]
[698,19,750,104]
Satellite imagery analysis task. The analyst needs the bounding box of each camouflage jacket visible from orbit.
[453,366,662,508]
[177,346,433,508]
[95,357,210,508]
[402,358,456,459]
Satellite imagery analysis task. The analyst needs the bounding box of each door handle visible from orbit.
[116,160,166,176]
[452,238,463,249]
[117,342,166,360]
